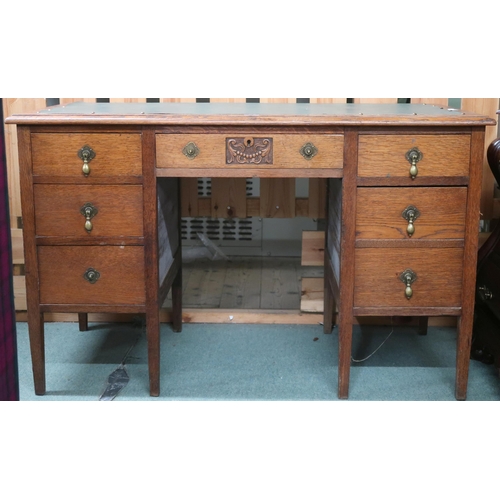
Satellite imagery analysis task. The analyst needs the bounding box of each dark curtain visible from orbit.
[0,99,19,401]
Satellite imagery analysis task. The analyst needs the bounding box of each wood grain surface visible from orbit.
[33,184,144,237]
[307,178,327,218]
[358,134,471,178]
[211,178,247,218]
[31,132,142,177]
[301,231,325,266]
[337,130,358,399]
[260,178,295,218]
[354,247,464,308]
[410,98,449,107]
[455,128,487,400]
[356,187,467,240]
[17,125,45,393]
[3,98,46,226]
[38,246,145,305]
[300,277,324,312]
[156,133,344,170]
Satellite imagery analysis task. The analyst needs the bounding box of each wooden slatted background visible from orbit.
[3,97,499,316]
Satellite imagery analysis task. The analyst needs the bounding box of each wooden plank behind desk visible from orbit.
[410,98,448,107]
[354,98,398,104]
[310,98,346,103]
[260,178,296,218]
[260,98,297,103]
[211,178,247,218]
[109,98,147,103]
[3,98,46,228]
[160,98,197,103]
[210,98,246,103]
[59,98,97,105]
[461,98,499,220]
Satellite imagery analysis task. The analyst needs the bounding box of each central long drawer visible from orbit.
[156,134,344,170]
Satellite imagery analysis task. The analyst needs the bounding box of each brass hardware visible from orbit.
[80,203,98,232]
[300,142,318,160]
[83,267,100,284]
[405,147,423,179]
[77,145,96,177]
[402,205,421,237]
[478,285,493,301]
[182,142,199,159]
[399,269,417,300]
[226,137,273,164]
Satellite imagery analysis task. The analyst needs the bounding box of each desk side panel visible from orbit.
[327,178,342,291]
[158,177,180,286]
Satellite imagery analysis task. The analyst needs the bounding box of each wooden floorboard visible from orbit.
[183,259,228,307]
[220,258,262,309]
[164,256,309,310]
[260,257,301,309]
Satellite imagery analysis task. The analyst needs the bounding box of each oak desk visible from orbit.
[6,102,496,399]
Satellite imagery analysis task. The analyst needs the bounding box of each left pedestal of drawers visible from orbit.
[17,126,164,396]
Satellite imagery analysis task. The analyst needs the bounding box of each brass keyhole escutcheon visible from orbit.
[405,147,423,179]
[399,269,417,300]
[77,145,96,177]
[80,203,98,232]
[300,142,318,160]
[83,267,100,284]
[182,142,199,159]
[402,205,421,237]
[244,137,254,147]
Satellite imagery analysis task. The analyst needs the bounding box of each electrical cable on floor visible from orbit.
[351,319,394,363]
[99,318,143,401]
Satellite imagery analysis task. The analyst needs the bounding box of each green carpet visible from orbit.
[15,321,500,401]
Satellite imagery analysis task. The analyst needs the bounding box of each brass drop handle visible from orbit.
[300,142,318,160]
[405,147,423,179]
[77,145,96,177]
[399,269,417,300]
[82,159,90,176]
[182,142,199,159]
[80,203,98,232]
[83,267,100,284]
[402,205,421,237]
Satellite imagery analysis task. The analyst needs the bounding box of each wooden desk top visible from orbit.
[6,102,496,127]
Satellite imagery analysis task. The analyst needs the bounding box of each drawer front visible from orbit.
[156,134,344,170]
[38,246,145,305]
[34,185,144,237]
[356,187,467,240]
[31,133,142,177]
[354,247,464,308]
[358,134,470,178]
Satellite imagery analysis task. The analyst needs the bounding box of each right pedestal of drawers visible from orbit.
[329,127,486,400]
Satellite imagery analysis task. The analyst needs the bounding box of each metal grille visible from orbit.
[181,217,257,241]
[197,178,211,196]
